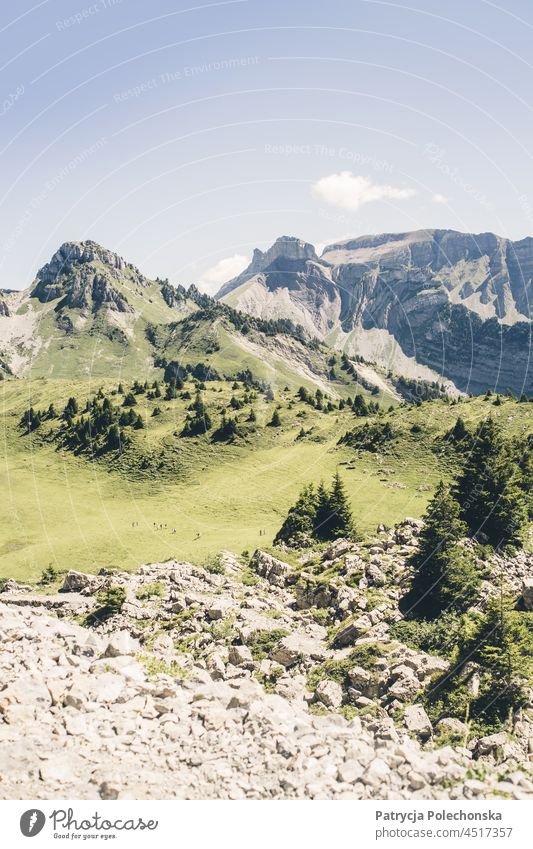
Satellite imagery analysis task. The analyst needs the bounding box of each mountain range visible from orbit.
[218,229,533,395]
[1,228,532,395]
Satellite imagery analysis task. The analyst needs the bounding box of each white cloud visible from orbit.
[432,193,448,204]
[198,254,249,293]
[311,171,416,211]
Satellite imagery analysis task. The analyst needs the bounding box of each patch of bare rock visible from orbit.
[0,522,532,800]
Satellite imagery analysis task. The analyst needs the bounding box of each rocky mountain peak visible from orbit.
[249,236,319,272]
[216,236,327,300]
[30,240,138,314]
[35,240,129,286]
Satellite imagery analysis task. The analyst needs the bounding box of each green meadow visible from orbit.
[1,375,531,582]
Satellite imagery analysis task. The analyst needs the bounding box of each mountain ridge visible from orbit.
[1,239,391,399]
[218,228,533,395]
[1,230,532,394]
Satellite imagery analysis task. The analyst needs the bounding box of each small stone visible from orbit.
[408,771,425,790]
[60,571,99,593]
[315,679,343,710]
[39,755,79,784]
[364,758,390,786]
[103,631,140,658]
[436,717,469,738]
[404,705,432,740]
[521,578,533,611]
[348,666,372,690]
[475,732,507,757]
[228,645,253,666]
[337,759,364,783]
[250,550,292,587]
[206,598,233,620]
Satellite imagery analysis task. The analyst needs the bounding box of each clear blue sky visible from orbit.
[2,0,533,291]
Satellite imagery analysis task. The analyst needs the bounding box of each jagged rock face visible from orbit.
[31,241,134,313]
[217,236,341,336]
[0,299,9,317]
[219,236,320,295]
[35,240,127,285]
[218,230,533,394]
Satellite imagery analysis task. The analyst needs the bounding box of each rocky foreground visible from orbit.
[1,520,532,800]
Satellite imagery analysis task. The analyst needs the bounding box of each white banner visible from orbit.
[1,799,531,848]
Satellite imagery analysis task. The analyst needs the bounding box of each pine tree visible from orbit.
[181,390,211,436]
[275,474,357,546]
[63,397,78,418]
[274,485,318,547]
[106,424,122,451]
[213,411,239,442]
[454,418,527,548]
[165,381,177,401]
[403,481,480,619]
[314,481,331,539]
[353,394,369,417]
[460,594,531,727]
[268,409,282,427]
[325,472,357,540]
[448,415,469,443]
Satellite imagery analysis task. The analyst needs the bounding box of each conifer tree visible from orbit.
[181,390,211,436]
[314,481,331,539]
[274,485,318,547]
[106,423,122,451]
[454,594,532,726]
[454,417,527,548]
[63,397,78,418]
[448,415,469,443]
[325,472,357,541]
[403,481,480,619]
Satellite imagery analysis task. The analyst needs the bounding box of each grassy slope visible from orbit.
[158,317,397,403]
[1,376,531,581]
[21,266,195,379]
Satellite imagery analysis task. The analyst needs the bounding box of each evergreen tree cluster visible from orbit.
[212,410,241,442]
[19,402,58,432]
[63,394,144,453]
[423,593,533,732]
[297,385,378,416]
[391,375,448,403]
[405,417,529,621]
[399,415,532,730]
[181,389,212,437]
[453,417,529,549]
[182,295,315,347]
[401,481,480,620]
[340,352,380,393]
[274,472,358,548]
[339,421,396,452]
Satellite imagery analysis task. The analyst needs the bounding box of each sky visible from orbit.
[2,0,533,293]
